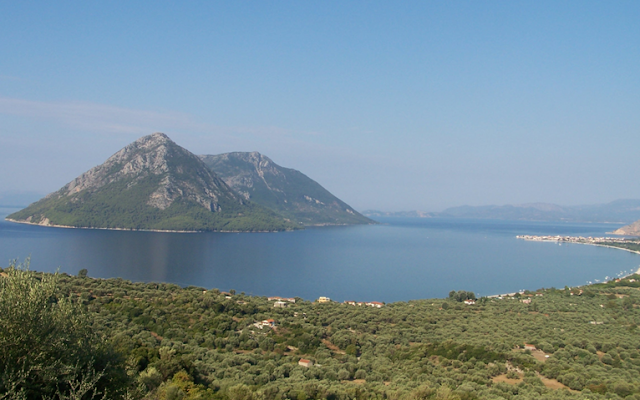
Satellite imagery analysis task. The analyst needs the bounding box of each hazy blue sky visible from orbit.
[1,1,639,211]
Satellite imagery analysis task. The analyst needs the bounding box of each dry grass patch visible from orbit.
[342,379,366,385]
[531,349,550,362]
[537,373,572,391]
[492,373,522,385]
[321,339,345,354]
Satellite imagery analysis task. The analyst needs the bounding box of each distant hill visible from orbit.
[7,133,297,232]
[441,200,640,223]
[362,210,438,218]
[611,220,640,236]
[200,152,374,226]
[363,199,640,224]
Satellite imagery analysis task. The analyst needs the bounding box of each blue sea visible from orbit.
[1,207,638,303]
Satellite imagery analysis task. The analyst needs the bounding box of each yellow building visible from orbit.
[318,296,331,303]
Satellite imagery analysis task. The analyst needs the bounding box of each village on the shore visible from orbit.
[516,234,639,245]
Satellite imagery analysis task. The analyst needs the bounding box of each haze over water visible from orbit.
[1,208,638,303]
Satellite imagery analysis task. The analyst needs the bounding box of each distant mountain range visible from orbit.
[362,210,439,219]
[7,133,371,232]
[364,199,640,224]
[200,152,373,226]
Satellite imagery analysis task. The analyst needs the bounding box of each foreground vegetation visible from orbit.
[2,261,640,399]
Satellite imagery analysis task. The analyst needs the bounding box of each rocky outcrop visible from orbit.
[200,152,374,226]
[47,132,238,212]
[612,220,640,236]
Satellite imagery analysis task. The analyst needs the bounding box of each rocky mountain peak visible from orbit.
[59,132,183,197]
[8,133,295,231]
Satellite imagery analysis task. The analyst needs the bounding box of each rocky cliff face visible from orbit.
[50,132,237,212]
[612,220,640,236]
[200,152,374,226]
[8,133,295,231]
[207,152,285,200]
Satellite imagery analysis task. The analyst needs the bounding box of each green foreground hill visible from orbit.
[4,261,640,400]
[200,152,374,226]
[7,133,297,232]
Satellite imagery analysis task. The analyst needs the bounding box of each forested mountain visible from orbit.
[7,133,296,232]
[200,152,373,226]
[4,261,640,399]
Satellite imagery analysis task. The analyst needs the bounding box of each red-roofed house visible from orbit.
[254,319,276,329]
[298,358,314,368]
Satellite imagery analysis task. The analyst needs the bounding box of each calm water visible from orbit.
[1,207,638,302]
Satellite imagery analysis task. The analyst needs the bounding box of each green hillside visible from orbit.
[4,260,640,399]
[8,176,293,232]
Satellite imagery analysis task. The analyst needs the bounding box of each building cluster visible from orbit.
[253,319,276,329]
[314,297,385,307]
[268,296,296,308]
[343,300,385,308]
[268,296,296,302]
[487,291,543,300]
[516,235,638,244]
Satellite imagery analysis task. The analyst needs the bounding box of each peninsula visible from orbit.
[516,235,640,257]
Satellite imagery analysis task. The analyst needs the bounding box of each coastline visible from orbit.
[517,234,640,276]
[568,242,640,276]
[3,218,292,234]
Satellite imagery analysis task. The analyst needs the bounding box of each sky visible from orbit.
[1,1,639,211]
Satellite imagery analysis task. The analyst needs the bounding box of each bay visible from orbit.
[1,207,638,303]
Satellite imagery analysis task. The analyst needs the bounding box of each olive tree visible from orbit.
[0,260,128,399]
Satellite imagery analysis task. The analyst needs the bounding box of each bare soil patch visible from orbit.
[531,350,550,362]
[322,339,345,354]
[492,373,522,385]
[342,379,366,385]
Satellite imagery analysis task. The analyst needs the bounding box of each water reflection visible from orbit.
[1,214,638,302]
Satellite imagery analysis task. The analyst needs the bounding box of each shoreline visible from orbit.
[4,217,373,233]
[482,235,640,299]
[559,242,640,277]
[516,234,640,279]
[4,218,292,234]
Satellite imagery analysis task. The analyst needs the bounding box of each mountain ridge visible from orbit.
[364,199,640,224]
[200,152,374,226]
[7,133,297,232]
